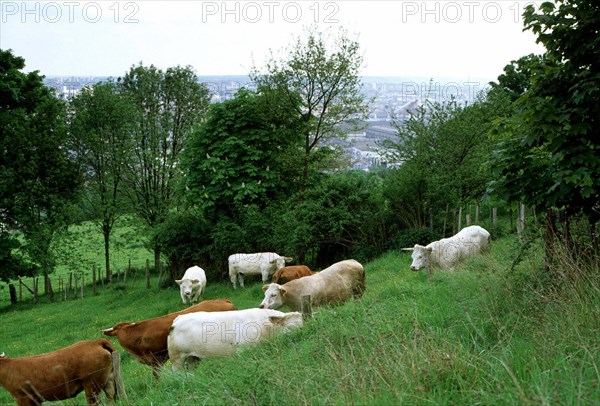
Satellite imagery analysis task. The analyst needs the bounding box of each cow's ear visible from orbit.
[425,247,433,253]
[191,279,199,285]
[262,284,271,292]
[280,287,288,296]
[175,280,182,285]
[269,316,283,326]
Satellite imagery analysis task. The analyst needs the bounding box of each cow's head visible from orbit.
[176,279,200,297]
[402,244,432,271]
[102,322,135,336]
[259,283,286,309]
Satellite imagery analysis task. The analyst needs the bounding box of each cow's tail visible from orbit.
[99,339,128,403]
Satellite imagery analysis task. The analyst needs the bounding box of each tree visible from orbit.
[380,98,495,229]
[121,64,211,272]
[0,49,81,288]
[182,88,302,218]
[488,0,599,263]
[69,80,135,283]
[251,26,371,191]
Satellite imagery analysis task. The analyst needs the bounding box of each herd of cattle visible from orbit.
[0,225,490,405]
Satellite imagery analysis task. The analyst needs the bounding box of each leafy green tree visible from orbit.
[0,49,81,288]
[489,0,599,261]
[182,88,302,217]
[251,26,371,191]
[121,64,211,271]
[69,80,135,282]
[381,98,495,229]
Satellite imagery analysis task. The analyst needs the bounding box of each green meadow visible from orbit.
[1,234,599,405]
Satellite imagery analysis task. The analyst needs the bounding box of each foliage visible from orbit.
[121,63,211,269]
[489,1,599,222]
[152,212,216,280]
[251,26,371,190]
[69,80,136,278]
[182,88,302,217]
[380,98,497,228]
[2,237,600,405]
[0,49,81,279]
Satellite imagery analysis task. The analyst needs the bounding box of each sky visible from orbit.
[0,0,546,82]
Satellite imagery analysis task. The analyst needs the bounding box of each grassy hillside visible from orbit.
[1,236,599,405]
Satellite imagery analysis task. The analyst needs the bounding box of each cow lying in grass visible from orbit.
[260,259,365,312]
[102,298,236,376]
[402,225,491,274]
[271,265,315,284]
[0,338,122,406]
[167,308,303,369]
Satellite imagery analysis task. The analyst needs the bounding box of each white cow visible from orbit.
[228,252,293,289]
[259,259,366,312]
[403,225,491,273]
[167,308,303,369]
[175,266,207,305]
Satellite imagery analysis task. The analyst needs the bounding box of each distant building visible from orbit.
[366,125,397,140]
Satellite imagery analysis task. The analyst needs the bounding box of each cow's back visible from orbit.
[284,259,365,308]
[272,265,313,284]
[431,226,491,268]
[1,339,115,403]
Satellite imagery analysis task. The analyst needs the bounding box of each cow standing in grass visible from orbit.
[0,338,123,406]
[228,252,293,289]
[176,265,207,305]
[403,225,491,274]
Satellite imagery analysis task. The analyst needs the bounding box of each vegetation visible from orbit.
[251,26,372,191]
[1,234,598,405]
[0,2,598,402]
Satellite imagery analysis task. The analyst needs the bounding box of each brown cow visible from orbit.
[271,265,315,284]
[102,298,236,376]
[0,338,120,406]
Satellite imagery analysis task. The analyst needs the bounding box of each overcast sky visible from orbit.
[1,1,545,82]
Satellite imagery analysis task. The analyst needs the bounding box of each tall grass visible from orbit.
[1,235,599,405]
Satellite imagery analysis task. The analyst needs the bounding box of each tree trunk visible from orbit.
[9,283,17,304]
[103,221,112,287]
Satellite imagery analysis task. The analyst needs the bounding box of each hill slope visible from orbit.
[1,236,599,405]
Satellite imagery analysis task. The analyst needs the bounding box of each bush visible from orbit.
[153,212,215,281]
[386,228,437,251]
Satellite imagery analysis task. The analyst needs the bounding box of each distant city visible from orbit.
[44,75,492,171]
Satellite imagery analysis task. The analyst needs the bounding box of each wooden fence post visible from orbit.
[517,203,526,235]
[157,263,164,288]
[466,214,471,226]
[492,207,497,225]
[443,204,449,236]
[301,295,312,320]
[475,204,480,224]
[112,352,128,403]
[458,207,463,231]
[146,259,150,289]
[452,208,457,235]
